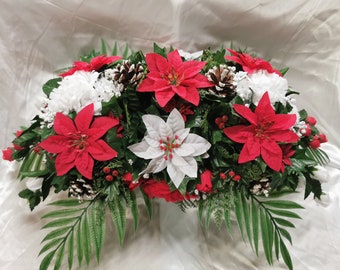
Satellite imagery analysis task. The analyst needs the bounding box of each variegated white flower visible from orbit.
[128,109,211,188]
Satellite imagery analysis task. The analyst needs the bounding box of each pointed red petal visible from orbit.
[261,140,283,171]
[255,92,275,117]
[74,104,94,132]
[181,61,207,78]
[154,89,176,107]
[88,140,118,161]
[90,55,121,70]
[75,151,94,179]
[173,85,199,106]
[167,50,183,69]
[270,130,300,143]
[271,114,297,130]
[88,116,119,140]
[39,135,69,153]
[238,138,261,163]
[55,150,77,176]
[224,125,254,143]
[233,104,257,125]
[145,53,169,73]
[54,112,77,135]
[137,78,169,92]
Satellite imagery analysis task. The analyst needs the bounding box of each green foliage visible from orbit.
[199,190,303,270]
[42,78,62,97]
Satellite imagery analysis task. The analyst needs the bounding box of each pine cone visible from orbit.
[111,60,144,86]
[206,64,236,100]
[250,178,271,197]
[69,178,96,201]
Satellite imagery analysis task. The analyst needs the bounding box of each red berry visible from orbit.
[309,137,321,149]
[103,167,111,174]
[233,175,241,182]
[218,122,225,129]
[318,133,328,143]
[112,170,119,177]
[105,175,114,181]
[300,124,312,137]
[228,171,235,177]
[221,115,228,122]
[215,117,222,125]
[219,172,227,180]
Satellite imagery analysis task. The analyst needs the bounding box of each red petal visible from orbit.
[75,151,94,179]
[154,89,176,107]
[233,104,257,125]
[74,104,94,132]
[90,55,121,70]
[238,136,261,163]
[145,53,169,73]
[39,135,69,153]
[255,92,275,116]
[167,50,183,69]
[224,125,254,143]
[270,130,299,143]
[271,114,297,130]
[182,75,214,88]
[87,139,118,161]
[138,78,169,92]
[55,150,77,176]
[261,140,282,171]
[54,112,77,135]
[89,116,119,140]
[173,85,199,106]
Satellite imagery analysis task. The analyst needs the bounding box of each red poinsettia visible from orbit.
[60,55,122,77]
[39,104,118,179]
[138,50,213,107]
[141,179,194,202]
[225,49,282,76]
[280,144,295,172]
[223,92,299,171]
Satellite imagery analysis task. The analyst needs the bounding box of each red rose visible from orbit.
[196,170,213,193]
[309,137,321,149]
[306,116,317,125]
[141,179,192,202]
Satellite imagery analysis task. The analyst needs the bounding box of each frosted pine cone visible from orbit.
[69,178,97,201]
[206,64,236,100]
[110,60,144,87]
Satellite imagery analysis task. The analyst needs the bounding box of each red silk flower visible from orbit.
[141,179,193,202]
[226,49,282,76]
[60,55,122,77]
[223,92,299,171]
[39,104,118,179]
[196,170,213,193]
[138,49,213,107]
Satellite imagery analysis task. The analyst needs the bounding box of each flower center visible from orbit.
[70,132,88,151]
[159,135,181,160]
[165,68,182,86]
[255,121,273,140]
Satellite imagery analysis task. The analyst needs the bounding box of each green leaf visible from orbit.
[108,198,126,246]
[76,220,83,266]
[141,190,153,219]
[54,241,65,270]
[41,227,70,242]
[280,239,293,270]
[260,209,273,265]
[126,190,139,231]
[153,43,167,57]
[39,250,56,270]
[101,38,107,55]
[42,217,78,229]
[280,67,289,76]
[273,217,295,228]
[49,199,83,207]
[42,78,62,97]
[122,43,130,58]
[224,206,232,234]
[241,192,253,249]
[251,199,259,256]
[42,209,80,219]
[81,214,92,265]
[234,192,245,240]
[68,231,74,270]
[112,42,118,56]
[269,208,302,219]
[39,238,64,256]
[262,200,304,209]
[279,227,293,245]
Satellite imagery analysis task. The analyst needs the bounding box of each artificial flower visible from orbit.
[226,49,282,76]
[60,55,121,77]
[280,144,295,172]
[39,104,118,179]
[196,170,213,193]
[137,49,213,107]
[2,147,13,161]
[128,108,211,187]
[223,92,299,171]
[141,179,191,202]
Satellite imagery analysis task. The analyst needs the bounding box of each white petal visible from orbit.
[141,157,167,174]
[159,123,173,140]
[176,128,190,142]
[167,162,186,188]
[144,135,161,148]
[142,114,165,139]
[183,134,211,156]
[174,144,195,156]
[128,140,163,159]
[167,109,185,133]
[172,154,198,178]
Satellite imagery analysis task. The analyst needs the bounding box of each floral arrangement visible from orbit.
[2,41,329,270]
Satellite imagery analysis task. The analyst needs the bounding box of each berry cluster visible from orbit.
[215,115,228,129]
[102,166,120,181]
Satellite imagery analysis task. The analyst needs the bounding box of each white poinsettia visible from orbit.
[128,109,211,188]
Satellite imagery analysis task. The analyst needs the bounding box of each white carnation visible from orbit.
[40,71,122,124]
